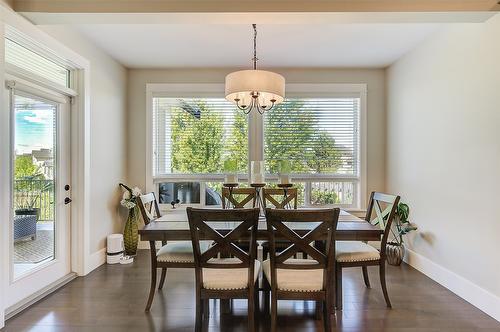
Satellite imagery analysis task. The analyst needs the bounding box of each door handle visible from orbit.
[64,197,72,205]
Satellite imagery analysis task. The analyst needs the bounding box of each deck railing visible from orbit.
[14,179,54,222]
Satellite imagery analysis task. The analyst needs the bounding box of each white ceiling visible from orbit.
[67,23,441,69]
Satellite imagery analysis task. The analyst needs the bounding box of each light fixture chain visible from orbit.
[226,23,283,115]
[252,23,257,70]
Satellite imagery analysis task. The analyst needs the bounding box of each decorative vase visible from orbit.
[386,242,405,266]
[123,206,139,256]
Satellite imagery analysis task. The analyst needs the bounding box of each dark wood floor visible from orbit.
[3,250,500,332]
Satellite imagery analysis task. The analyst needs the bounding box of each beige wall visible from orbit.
[127,68,386,206]
[40,26,129,254]
[387,14,500,307]
[0,0,12,8]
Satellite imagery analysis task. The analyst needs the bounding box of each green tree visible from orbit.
[306,132,342,173]
[14,155,42,179]
[226,111,248,173]
[265,100,314,173]
[171,100,224,173]
[265,99,343,174]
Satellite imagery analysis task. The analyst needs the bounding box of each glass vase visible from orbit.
[123,206,139,256]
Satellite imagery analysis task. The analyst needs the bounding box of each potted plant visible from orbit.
[386,202,418,266]
[119,183,142,256]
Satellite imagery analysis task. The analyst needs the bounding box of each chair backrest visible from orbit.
[262,188,298,209]
[187,208,260,288]
[265,208,340,291]
[137,192,161,225]
[365,192,400,256]
[221,187,257,209]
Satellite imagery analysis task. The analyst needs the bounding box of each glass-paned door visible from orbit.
[6,86,71,308]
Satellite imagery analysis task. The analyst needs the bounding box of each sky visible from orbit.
[14,95,55,155]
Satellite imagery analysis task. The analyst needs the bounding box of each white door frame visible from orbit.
[0,5,92,328]
[5,81,72,306]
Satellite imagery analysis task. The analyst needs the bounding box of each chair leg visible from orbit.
[362,266,371,288]
[254,283,260,315]
[145,267,157,311]
[195,294,203,332]
[380,262,392,308]
[158,268,167,290]
[335,265,343,310]
[323,300,333,332]
[248,288,256,332]
[262,275,271,313]
[271,293,278,332]
[203,298,209,318]
[315,301,323,320]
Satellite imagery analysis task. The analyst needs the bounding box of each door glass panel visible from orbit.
[13,93,56,278]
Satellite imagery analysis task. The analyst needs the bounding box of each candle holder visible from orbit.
[277,183,294,209]
[223,160,239,185]
[224,173,238,185]
[250,160,265,185]
[250,183,266,216]
[278,173,291,185]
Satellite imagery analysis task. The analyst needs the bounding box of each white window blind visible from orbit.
[152,97,248,175]
[5,38,70,88]
[265,98,360,176]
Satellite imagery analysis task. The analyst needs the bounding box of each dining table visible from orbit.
[139,209,383,242]
[139,208,382,313]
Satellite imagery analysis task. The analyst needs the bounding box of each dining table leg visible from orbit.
[145,240,157,311]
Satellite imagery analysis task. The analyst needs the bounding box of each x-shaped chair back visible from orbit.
[365,192,400,257]
[137,192,161,225]
[265,208,340,290]
[187,208,260,287]
[262,188,298,209]
[221,187,257,209]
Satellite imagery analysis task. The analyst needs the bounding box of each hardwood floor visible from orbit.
[3,250,500,332]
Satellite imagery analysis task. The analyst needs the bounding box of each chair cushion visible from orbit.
[203,258,261,290]
[156,241,210,263]
[336,241,380,263]
[262,259,324,292]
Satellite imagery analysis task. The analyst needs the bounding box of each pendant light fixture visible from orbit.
[225,24,285,114]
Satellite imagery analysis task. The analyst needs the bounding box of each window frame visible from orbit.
[146,83,367,210]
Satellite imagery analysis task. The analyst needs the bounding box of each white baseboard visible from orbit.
[85,248,106,274]
[404,248,500,322]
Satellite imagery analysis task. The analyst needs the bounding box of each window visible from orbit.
[5,38,71,88]
[153,98,248,175]
[150,84,365,209]
[265,98,359,207]
[152,97,248,206]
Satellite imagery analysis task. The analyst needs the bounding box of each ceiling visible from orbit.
[66,23,441,69]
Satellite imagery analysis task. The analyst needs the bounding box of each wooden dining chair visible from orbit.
[137,192,210,311]
[263,208,340,332]
[262,187,298,209]
[221,187,257,209]
[261,187,298,260]
[335,191,400,310]
[187,207,261,332]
